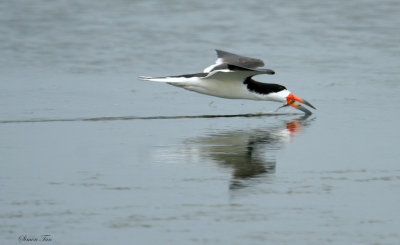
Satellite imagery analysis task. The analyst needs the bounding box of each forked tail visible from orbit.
[138,76,172,82]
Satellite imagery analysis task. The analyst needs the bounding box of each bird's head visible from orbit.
[279,93,316,115]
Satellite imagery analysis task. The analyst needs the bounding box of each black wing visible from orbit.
[204,50,266,72]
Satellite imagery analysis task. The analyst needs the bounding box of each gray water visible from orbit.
[1,0,400,244]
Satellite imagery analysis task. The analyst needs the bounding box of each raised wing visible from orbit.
[204,64,275,81]
[203,50,266,72]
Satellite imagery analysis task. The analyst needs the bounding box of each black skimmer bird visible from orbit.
[139,50,316,114]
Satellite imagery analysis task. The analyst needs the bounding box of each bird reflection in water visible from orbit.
[186,115,313,190]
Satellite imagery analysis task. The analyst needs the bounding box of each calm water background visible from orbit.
[1,0,400,244]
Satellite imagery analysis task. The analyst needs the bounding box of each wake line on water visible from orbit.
[0,113,301,124]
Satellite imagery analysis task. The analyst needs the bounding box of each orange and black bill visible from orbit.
[287,93,316,114]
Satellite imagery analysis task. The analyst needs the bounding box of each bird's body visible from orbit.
[139,50,315,114]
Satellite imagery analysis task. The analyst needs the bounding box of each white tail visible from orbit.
[137,76,174,82]
[138,75,202,84]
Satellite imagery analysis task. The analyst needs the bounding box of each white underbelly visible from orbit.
[172,78,288,103]
[184,79,259,100]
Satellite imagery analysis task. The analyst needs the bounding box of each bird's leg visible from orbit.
[275,104,287,112]
[275,100,295,112]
